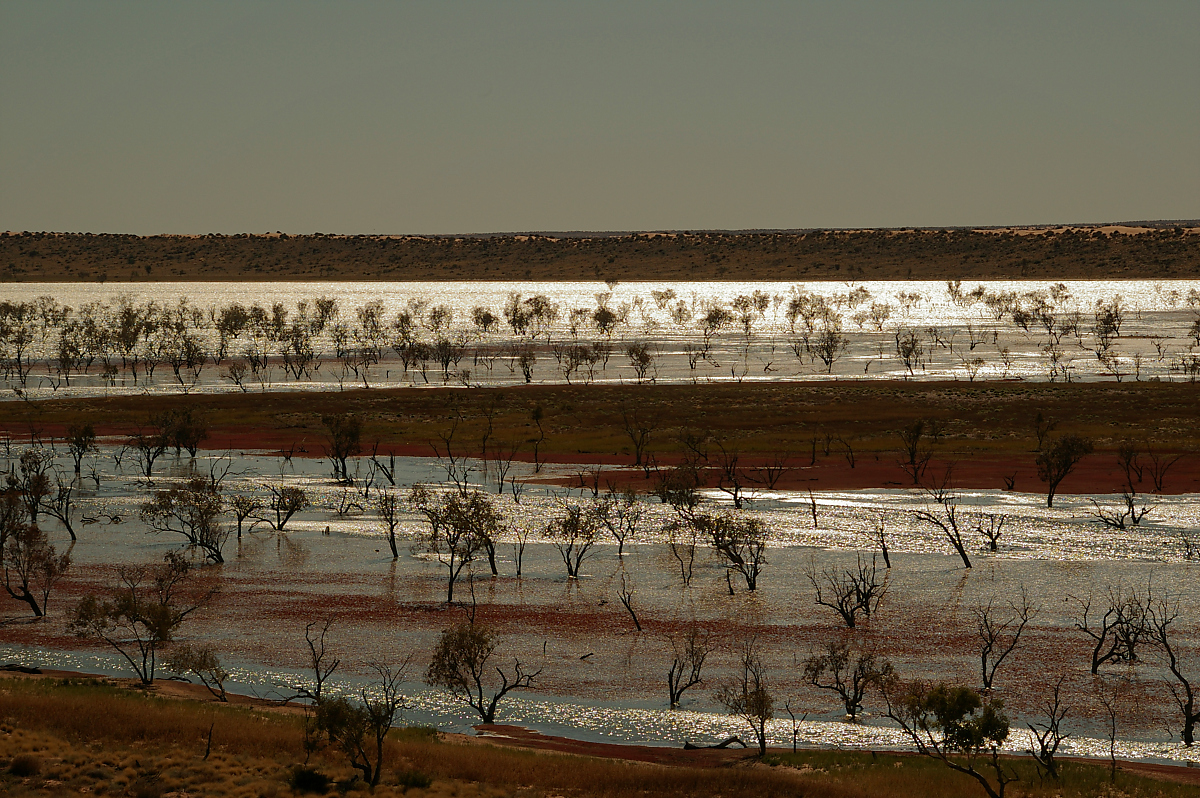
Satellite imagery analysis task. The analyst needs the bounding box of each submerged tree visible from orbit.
[71,552,214,684]
[140,477,228,564]
[426,622,541,724]
[410,486,500,602]
[714,638,773,756]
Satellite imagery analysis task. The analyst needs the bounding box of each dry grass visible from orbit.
[9,380,1200,455]
[2,677,1199,798]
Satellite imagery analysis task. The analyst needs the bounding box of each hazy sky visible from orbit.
[2,2,1197,234]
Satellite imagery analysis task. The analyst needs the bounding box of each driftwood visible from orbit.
[684,735,746,750]
[1,664,42,674]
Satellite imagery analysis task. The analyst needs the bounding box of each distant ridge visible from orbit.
[2,225,1197,282]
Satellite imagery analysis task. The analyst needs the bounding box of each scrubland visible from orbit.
[2,675,1198,798]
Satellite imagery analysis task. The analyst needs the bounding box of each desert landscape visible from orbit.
[3,244,1200,798]
[5,2,1200,795]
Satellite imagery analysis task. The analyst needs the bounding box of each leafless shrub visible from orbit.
[805,553,887,628]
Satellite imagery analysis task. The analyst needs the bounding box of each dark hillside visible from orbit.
[2,226,1198,282]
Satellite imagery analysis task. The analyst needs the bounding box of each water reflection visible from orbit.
[3,279,1200,397]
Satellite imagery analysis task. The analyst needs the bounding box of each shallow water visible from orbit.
[4,279,1200,397]
[2,446,1200,764]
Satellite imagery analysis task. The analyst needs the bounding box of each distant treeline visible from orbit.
[2,227,1199,282]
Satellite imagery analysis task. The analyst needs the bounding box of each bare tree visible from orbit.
[1091,490,1151,529]
[1035,434,1093,508]
[972,588,1036,690]
[975,513,1006,553]
[511,523,532,577]
[748,451,793,490]
[1146,598,1200,745]
[41,473,79,541]
[1026,676,1070,780]
[913,474,973,568]
[667,626,709,708]
[805,553,888,628]
[426,622,541,724]
[373,490,401,559]
[1069,583,1153,674]
[867,517,890,568]
[290,617,341,705]
[713,441,749,509]
[665,520,700,587]
[802,640,893,721]
[714,638,773,756]
[616,571,641,632]
[1145,444,1185,493]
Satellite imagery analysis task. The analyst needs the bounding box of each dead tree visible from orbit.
[972,589,1036,690]
[1090,490,1151,529]
[373,490,401,559]
[867,517,890,568]
[665,520,700,587]
[621,405,659,471]
[616,571,642,632]
[667,627,709,708]
[805,553,888,628]
[713,441,749,509]
[913,476,972,568]
[1145,444,1185,493]
[802,641,893,721]
[1027,676,1070,779]
[976,514,1006,553]
[1147,598,1200,745]
[749,451,793,490]
[1069,584,1153,674]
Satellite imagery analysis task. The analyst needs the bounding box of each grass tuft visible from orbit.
[8,753,41,777]
[396,767,433,792]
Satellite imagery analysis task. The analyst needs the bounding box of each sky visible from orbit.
[2,1,1198,235]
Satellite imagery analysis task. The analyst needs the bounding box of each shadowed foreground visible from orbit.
[1,675,1199,798]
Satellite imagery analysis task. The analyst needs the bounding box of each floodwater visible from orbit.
[2,446,1199,765]
[3,279,1200,398]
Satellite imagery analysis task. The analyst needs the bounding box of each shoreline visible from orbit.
[4,666,1200,786]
